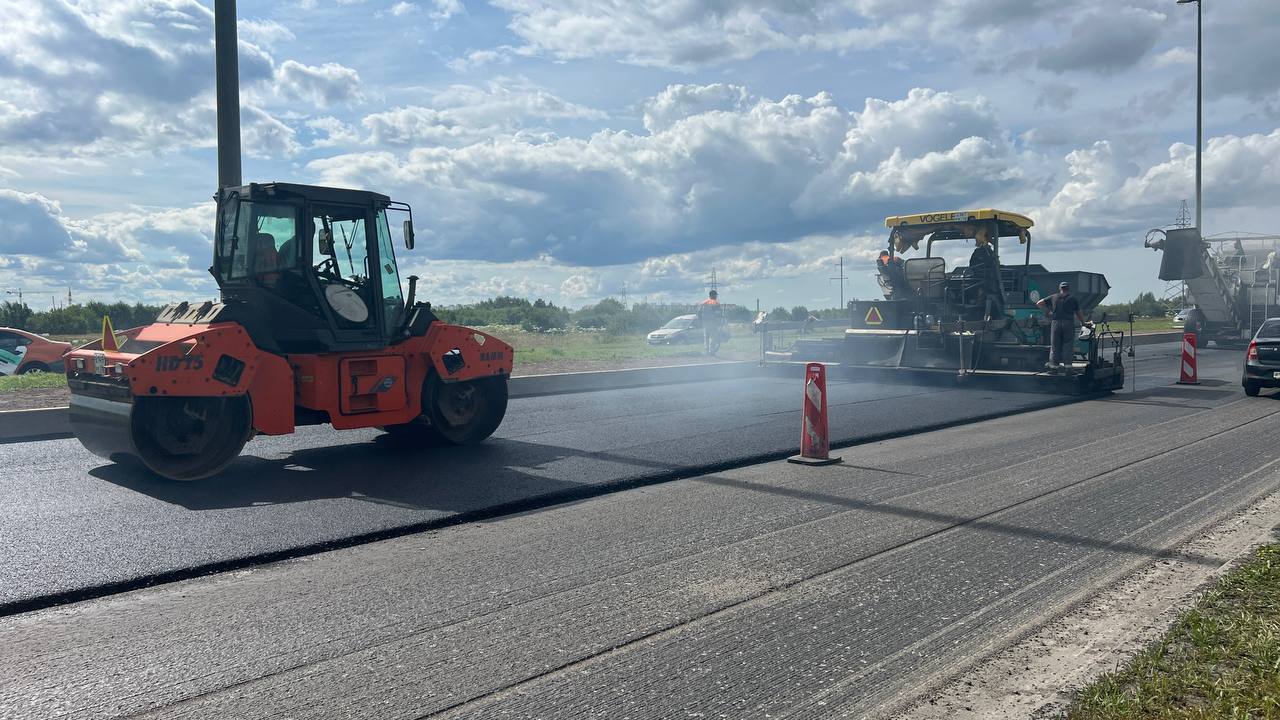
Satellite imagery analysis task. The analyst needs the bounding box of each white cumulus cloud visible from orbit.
[311,85,1021,268]
[275,60,363,107]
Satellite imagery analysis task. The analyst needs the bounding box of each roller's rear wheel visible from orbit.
[131,396,252,481]
[384,375,507,445]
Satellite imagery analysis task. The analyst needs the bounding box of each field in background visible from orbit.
[0,326,760,405]
[47,335,94,346]
[48,326,760,369]
[498,325,757,368]
[1112,317,1177,334]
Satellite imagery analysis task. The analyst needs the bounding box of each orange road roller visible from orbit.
[65,182,513,480]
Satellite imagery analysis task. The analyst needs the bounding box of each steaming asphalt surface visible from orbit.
[2,343,1270,719]
[0,341,1204,610]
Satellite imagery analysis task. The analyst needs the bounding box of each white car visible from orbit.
[647,314,700,345]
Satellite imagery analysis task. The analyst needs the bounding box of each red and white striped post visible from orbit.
[788,363,842,466]
[1178,332,1200,385]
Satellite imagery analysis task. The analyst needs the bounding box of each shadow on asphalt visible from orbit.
[86,380,1079,515]
[90,434,683,513]
[1098,384,1239,410]
[1136,384,1237,399]
[691,474,1227,568]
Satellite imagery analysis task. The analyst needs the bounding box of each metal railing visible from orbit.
[1208,244,1280,334]
[756,319,851,361]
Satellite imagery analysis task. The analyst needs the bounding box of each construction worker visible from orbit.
[876,250,911,299]
[968,231,1003,315]
[1036,281,1093,372]
[697,290,725,356]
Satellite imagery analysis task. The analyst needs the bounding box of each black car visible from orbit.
[1241,318,1280,396]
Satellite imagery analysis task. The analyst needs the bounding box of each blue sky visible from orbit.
[1,0,1279,310]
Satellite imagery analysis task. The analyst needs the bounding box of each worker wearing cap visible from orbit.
[697,290,725,356]
[1036,281,1092,371]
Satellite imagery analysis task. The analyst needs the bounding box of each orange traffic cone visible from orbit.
[788,363,842,466]
[1178,332,1200,385]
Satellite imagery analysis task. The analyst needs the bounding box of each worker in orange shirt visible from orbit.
[697,290,725,356]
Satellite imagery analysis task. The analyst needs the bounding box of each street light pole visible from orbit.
[214,0,242,189]
[1178,0,1202,236]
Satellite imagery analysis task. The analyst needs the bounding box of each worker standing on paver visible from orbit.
[1036,281,1092,372]
[968,229,1003,315]
[697,290,725,356]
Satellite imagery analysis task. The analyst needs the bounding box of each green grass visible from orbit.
[1065,544,1280,719]
[501,325,756,368]
[1110,317,1182,335]
[0,372,68,392]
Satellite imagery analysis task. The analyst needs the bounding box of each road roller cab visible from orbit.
[65,182,514,481]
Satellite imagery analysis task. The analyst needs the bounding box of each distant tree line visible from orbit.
[1,296,850,337]
[434,296,573,333]
[434,296,755,334]
[762,306,849,322]
[1094,291,1181,321]
[0,301,164,336]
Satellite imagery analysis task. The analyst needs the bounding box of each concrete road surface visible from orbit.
[2,344,1273,719]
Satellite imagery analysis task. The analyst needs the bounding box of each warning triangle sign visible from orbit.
[864,306,884,325]
[101,315,119,352]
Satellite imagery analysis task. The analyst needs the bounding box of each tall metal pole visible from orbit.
[214,0,242,188]
[1194,0,1202,236]
[829,257,847,308]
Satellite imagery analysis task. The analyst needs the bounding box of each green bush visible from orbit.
[0,301,33,329]
[436,296,572,332]
[1,302,165,335]
[572,300,752,336]
[1095,291,1180,321]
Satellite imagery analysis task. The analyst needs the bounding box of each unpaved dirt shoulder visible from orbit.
[893,490,1280,720]
[0,387,71,411]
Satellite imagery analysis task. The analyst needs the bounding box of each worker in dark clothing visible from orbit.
[697,290,725,356]
[968,235,1003,315]
[876,250,910,299]
[1036,281,1093,371]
